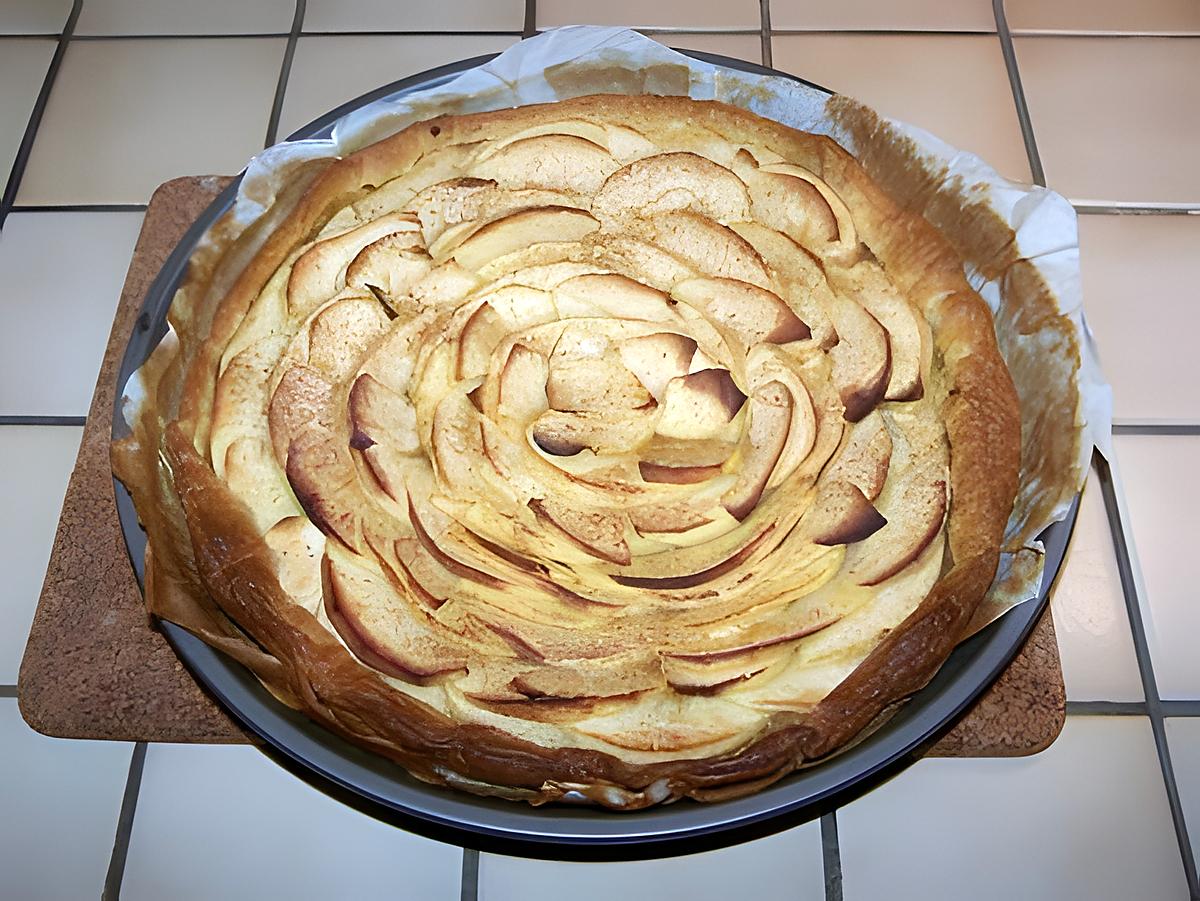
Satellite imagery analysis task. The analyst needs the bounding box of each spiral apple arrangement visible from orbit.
[125,95,1019,805]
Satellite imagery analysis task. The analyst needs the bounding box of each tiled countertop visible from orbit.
[1,1,1197,899]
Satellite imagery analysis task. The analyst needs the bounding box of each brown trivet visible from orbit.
[17,176,1065,757]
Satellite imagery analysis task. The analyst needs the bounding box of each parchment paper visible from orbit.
[132,26,1112,633]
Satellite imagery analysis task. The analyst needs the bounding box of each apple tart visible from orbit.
[115,94,1020,808]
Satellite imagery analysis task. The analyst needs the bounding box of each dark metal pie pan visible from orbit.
[112,50,1078,861]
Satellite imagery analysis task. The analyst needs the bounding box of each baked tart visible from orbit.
[115,94,1021,808]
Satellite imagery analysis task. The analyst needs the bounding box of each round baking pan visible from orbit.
[113,50,1079,861]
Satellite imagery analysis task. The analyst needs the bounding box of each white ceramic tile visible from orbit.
[648,31,763,64]
[304,0,525,32]
[1166,717,1200,867]
[0,212,144,416]
[17,38,285,204]
[1007,0,1200,34]
[278,34,517,138]
[537,0,760,30]
[772,34,1031,182]
[0,698,133,900]
[1113,435,1200,700]
[123,743,461,900]
[771,0,996,32]
[1014,37,1200,204]
[479,822,824,901]
[0,0,71,34]
[75,0,296,35]
[0,39,53,186]
[0,426,81,683]
[839,717,1188,900]
[1079,215,1200,425]
[1050,469,1143,701]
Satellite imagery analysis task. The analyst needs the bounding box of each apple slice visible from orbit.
[592,151,751,223]
[731,149,838,241]
[612,524,773,589]
[638,461,722,484]
[617,332,698,402]
[531,407,656,458]
[455,301,508,380]
[287,210,421,313]
[497,344,550,424]
[472,133,620,195]
[662,618,839,695]
[847,474,947,586]
[673,277,810,347]
[822,411,892,501]
[545,357,653,414]
[804,482,887,546]
[555,273,678,323]
[655,369,747,440]
[528,497,631,565]
[347,373,420,453]
[828,294,891,422]
[639,211,772,288]
[452,206,599,271]
[322,544,467,684]
[836,262,931,401]
[722,381,793,520]
[408,176,496,243]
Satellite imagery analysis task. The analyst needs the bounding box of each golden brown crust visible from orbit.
[115,94,1021,808]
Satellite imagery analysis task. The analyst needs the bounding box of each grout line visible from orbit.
[1070,700,1200,717]
[0,33,64,40]
[0,415,87,426]
[1074,203,1200,216]
[1163,701,1200,718]
[759,0,773,67]
[821,812,843,901]
[523,0,536,39]
[0,685,17,698]
[69,32,290,40]
[9,203,148,213]
[992,0,1045,187]
[1009,29,1200,39]
[299,29,526,37]
[1066,701,1149,716]
[771,28,996,36]
[102,742,147,901]
[264,0,306,148]
[460,848,480,901]
[1113,424,1200,436]
[1097,456,1200,897]
[0,0,82,233]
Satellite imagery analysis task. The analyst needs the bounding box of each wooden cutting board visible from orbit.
[17,176,1066,757]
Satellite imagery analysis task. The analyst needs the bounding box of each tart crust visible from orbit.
[114,94,1020,808]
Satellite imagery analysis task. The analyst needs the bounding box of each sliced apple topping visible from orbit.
[846,472,947,586]
[322,543,467,684]
[497,344,550,424]
[827,294,891,422]
[804,482,887,546]
[722,381,793,520]
[617,332,698,402]
[673,277,810,347]
[287,210,422,314]
[195,99,963,774]
[655,369,746,440]
[592,151,751,223]
[528,497,631,565]
[472,134,620,195]
[348,373,419,453]
[452,206,600,271]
